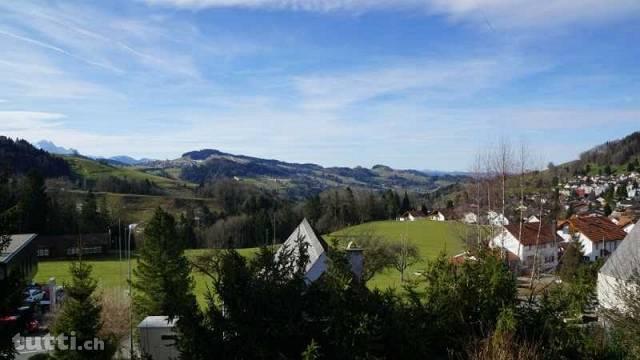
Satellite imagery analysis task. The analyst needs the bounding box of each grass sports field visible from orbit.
[34,249,259,306]
[34,220,466,302]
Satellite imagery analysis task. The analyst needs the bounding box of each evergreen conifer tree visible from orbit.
[400,191,411,213]
[52,261,111,360]
[132,208,196,322]
[17,171,48,233]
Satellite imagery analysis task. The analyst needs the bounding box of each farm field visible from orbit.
[328,220,466,289]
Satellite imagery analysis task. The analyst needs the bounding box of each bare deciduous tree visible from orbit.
[391,235,421,282]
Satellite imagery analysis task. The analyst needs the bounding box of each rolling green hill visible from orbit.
[63,155,195,196]
[146,148,467,198]
[53,156,219,224]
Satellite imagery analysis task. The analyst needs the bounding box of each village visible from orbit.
[3,170,640,358]
[2,0,640,358]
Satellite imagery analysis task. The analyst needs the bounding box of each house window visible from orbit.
[37,248,50,257]
[67,247,102,256]
[84,246,103,254]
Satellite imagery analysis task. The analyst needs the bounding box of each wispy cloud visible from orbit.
[0,29,122,72]
[0,111,66,131]
[0,54,115,99]
[293,56,548,110]
[142,0,640,28]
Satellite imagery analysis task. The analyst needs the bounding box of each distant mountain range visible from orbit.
[107,155,155,165]
[36,140,78,156]
[31,140,468,196]
[36,140,155,166]
[139,148,467,196]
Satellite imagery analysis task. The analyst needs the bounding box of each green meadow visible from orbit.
[328,220,466,289]
[34,220,466,303]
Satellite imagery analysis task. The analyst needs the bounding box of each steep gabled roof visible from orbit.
[568,216,627,242]
[403,210,426,218]
[503,223,560,246]
[600,220,640,281]
[276,218,328,276]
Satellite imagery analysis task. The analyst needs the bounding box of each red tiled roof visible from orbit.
[567,216,627,242]
[503,222,561,246]
[617,216,635,228]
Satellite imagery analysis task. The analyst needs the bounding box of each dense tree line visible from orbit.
[580,131,640,166]
[0,137,71,178]
[90,176,163,195]
[302,188,418,234]
[193,179,424,248]
[0,171,109,236]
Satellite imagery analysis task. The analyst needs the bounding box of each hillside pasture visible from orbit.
[63,155,195,196]
[328,220,467,289]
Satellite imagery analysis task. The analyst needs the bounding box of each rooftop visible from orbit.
[504,223,560,246]
[600,220,640,281]
[564,216,627,242]
[0,234,37,264]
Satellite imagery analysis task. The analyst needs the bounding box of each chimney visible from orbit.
[346,241,364,281]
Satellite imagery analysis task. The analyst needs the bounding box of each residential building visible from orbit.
[34,233,111,258]
[275,218,363,282]
[0,234,38,281]
[526,215,540,223]
[597,220,640,310]
[427,210,446,222]
[487,211,509,226]
[557,216,627,261]
[462,212,478,224]
[490,223,561,271]
[398,210,426,222]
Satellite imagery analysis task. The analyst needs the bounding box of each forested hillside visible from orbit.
[173,148,465,197]
[579,131,640,167]
[0,136,71,178]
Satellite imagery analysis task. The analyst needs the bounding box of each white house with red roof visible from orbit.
[557,216,627,261]
[490,223,561,271]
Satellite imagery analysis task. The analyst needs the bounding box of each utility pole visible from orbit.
[127,223,138,359]
[118,219,122,292]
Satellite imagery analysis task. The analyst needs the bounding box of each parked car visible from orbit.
[24,288,45,303]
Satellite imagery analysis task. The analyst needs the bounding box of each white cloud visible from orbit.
[293,56,547,110]
[142,0,640,28]
[0,111,66,131]
[0,56,115,99]
[0,28,122,73]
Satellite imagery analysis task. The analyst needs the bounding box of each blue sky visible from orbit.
[1,0,639,170]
